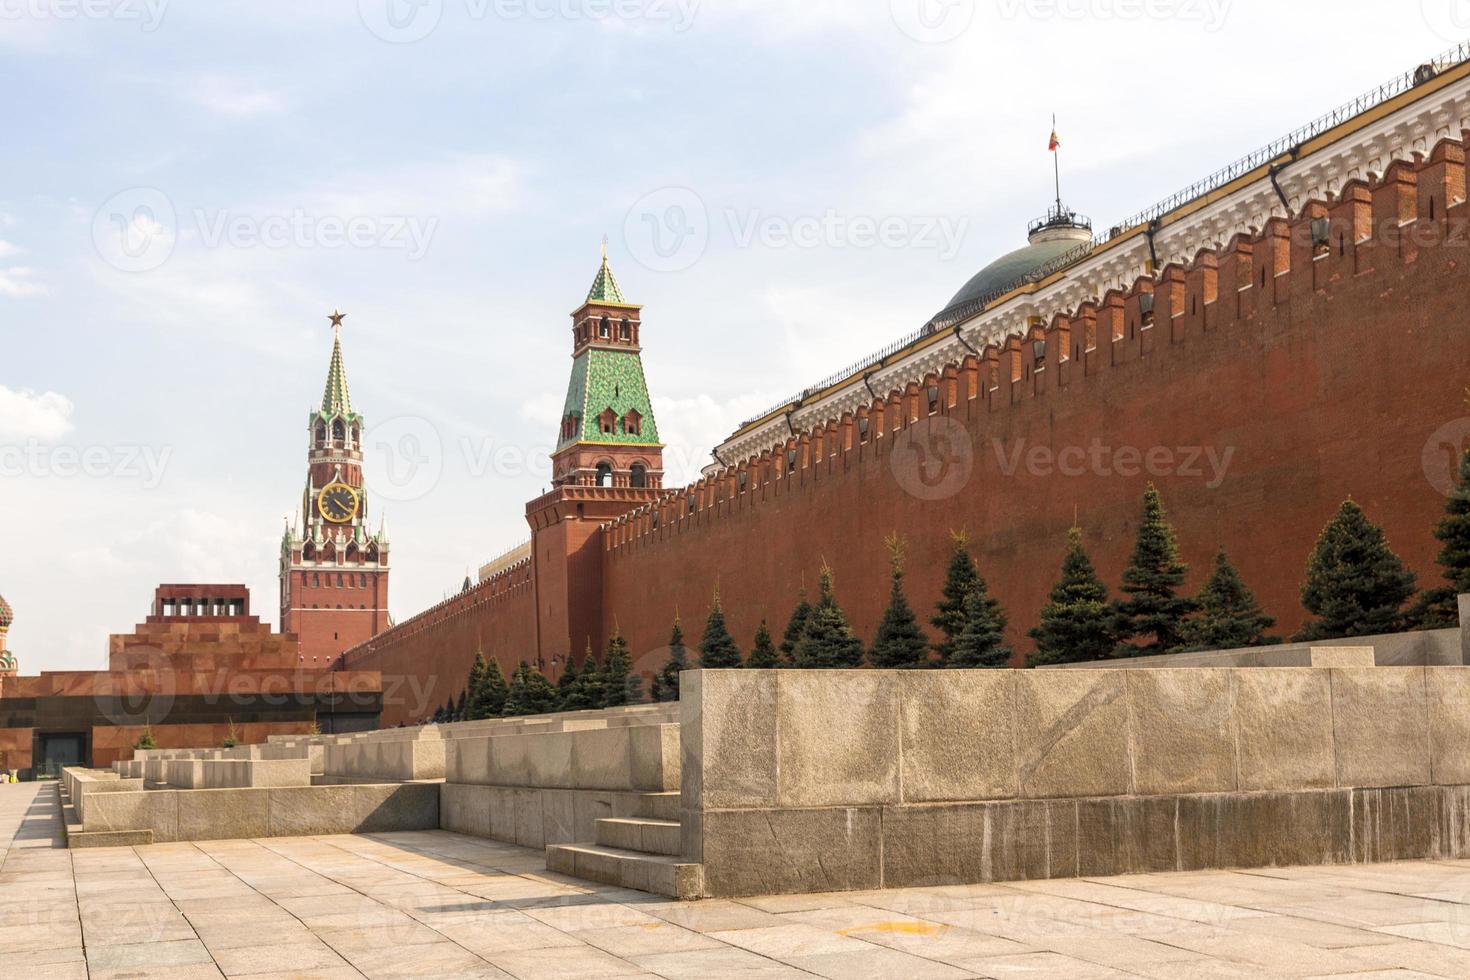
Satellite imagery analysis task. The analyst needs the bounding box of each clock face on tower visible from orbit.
[317,482,360,524]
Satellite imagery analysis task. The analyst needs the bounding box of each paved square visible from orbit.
[8,782,1470,977]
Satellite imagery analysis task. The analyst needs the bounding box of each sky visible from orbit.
[1,0,1466,671]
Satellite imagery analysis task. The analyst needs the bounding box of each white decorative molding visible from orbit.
[713,63,1470,468]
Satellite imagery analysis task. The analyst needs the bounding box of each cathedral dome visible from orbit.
[943,206,1093,314]
[0,593,11,630]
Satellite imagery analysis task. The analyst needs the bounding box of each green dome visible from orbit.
[943,211,1093,315]
[0,593,11,629]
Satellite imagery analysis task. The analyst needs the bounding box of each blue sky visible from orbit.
[1,0,1463,670]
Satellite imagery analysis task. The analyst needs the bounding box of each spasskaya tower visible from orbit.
[279,311,391,664]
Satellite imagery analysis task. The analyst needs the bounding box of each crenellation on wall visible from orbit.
[590,143,1470,665]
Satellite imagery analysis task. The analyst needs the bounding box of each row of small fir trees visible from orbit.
[648,453,1470,678]
[437,442,1470,713]
[431,630,645,723]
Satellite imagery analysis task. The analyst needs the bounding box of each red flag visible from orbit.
[1048,128,1060,152]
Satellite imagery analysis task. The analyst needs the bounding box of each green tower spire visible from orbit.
[320,309,353,417]
[586,238,627,304]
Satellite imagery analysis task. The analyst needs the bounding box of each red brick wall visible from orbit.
[340,561,538,726]
[344,143,1470,705]
[601,155,1470,668]
[282,566,390,664]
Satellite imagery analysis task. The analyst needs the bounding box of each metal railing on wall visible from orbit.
[735,41,1470,434]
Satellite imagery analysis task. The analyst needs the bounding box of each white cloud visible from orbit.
[0,386,74,440]
[310,154,525,218]
[653,391,782,484]
[518,390,565,430]
[0,240,21,258]
[0,266,45,297]
[186,76,288,118]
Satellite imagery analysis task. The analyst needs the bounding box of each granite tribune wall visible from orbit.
[681,667,1470,898]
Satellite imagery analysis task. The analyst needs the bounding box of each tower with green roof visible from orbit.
[279,311,391,663]
[527,248,668,670]
[551,246,665,491]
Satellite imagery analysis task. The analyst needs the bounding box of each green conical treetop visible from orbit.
[556,649,580,699]
[601,629,642,706]
[525,664,560,715]
[1412,444,1470,627]
[650,618,689,702]
[485,656,510,716]
[1436,444,1470,593]
[779,587,813,665]
[560,641,605,711]
[793,564,864,669]
[1114,484,1199,654]
[951,581,1011,668]
[745,619,780,669]
[1296,499,1418,641]
[931,529,981,664]
[453,690,466,722]
[1027,527,1116,667]
[134,724,157,751]
[698,589,743,669]
[1186,548,1275,651]
[868,534,929,669]
[463,652,491,721]
[503,661,559,717]
[501,664,529,717]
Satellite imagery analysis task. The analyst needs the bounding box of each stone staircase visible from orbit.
[545,790,702,899]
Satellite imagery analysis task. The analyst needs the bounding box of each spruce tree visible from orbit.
[1296,499,1418,640]
[1438,444,1470,595]
[501,665,528,717]
[778,588,813,666]
[453,690,466,722]
[698,589,743,668]
[134,724,157,750]
[869,534,930,668]
[793,564,864,668]
[556,650,580,705]
[481,656,509,717]
[601,630,641,706]
[1411,444,1470,628]
[1113,484,1199,654]
[503,662,559,717]
[522,665,561,715]
[931,529,981,664]
[560,643,605,711]
[951,582,1011,668]
[1027,527,1116,667]
[463,652,491,720]
[745,620,780,669]
[1185,548,1275,650]
[651,619,690,701]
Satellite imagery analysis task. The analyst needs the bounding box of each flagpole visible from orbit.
[1052,114,1062,214]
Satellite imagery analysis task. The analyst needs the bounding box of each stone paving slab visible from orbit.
[12,781,1470,977]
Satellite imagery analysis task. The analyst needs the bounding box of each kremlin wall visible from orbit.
[342,49,1470,725]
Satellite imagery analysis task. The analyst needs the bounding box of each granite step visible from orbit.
[545,842,701,899]
[636,791,679,821]
[594,816,681,856]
